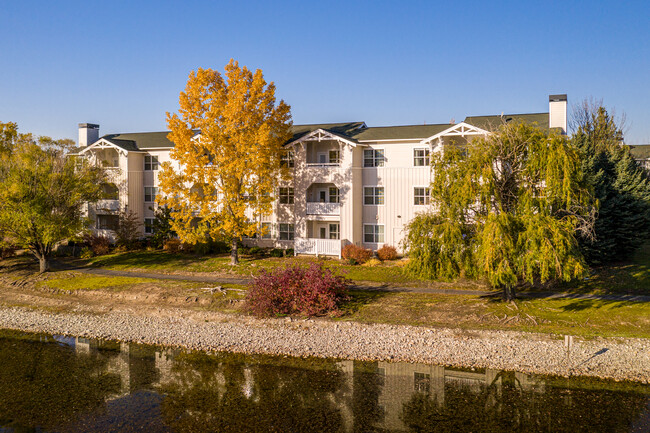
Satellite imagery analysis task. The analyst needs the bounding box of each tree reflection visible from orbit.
[158,352,347,432]
[0,333,120,431]
[401,372,649,433]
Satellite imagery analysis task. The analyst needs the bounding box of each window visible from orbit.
[414,372,430,394]
[144,187,158,202]
[413,148,430,166]
[329,223,340,240]
[279,223,294,240]
[101,183,119,200]
[414,187,430,205]
[144,155,159,170]
[281,150,295,168]
[364,187,384,205]
[144,218,155,234]
[329,149,340,164]
[329,187,340,203]
[279,187,294,204]
[260,222,273,239]
[96,214,119,231]
[364,224,384,243]
[364,149,385,167]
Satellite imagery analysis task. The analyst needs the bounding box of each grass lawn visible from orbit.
[36,274,156,291]
[342,291,650,339]
[80,251,434,286]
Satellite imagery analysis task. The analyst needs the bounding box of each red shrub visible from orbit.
[377,245,398,261]
[245,263,350,317]
[163,238,182,253]
[341,244,373,264]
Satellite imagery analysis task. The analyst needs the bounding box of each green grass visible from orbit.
[342,291,650,339]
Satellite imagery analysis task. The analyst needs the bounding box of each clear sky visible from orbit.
[1,0,649,144]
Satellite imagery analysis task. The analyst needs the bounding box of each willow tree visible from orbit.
[404,121,594,300]
[0,123,106,272]
[158,60,292,264]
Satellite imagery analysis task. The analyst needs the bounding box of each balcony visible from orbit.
[306,202,340,215]
[95,199,120,212]
[306,162,340,168]
[294,238,343,258]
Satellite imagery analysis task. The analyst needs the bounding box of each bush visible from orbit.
[341,244,373,265]
[80,247,93,259]
[362,258,382,267]
[269,248,284,258]
[249,246,263,256]
[0,244,16,259]
[245,263,350,317]
[163,238,182,253]
[83,234,111,256]
[285,248,294,257]
[377,245,398,261]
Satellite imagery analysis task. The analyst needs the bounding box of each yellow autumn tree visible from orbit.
[158,60,292,264]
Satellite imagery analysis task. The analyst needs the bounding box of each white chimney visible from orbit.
[549,94,567,134]
[78,123,100,147]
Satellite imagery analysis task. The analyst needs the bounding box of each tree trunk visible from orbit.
[503,285,516,301]
[39,256,50,273]
[230,239,239,265]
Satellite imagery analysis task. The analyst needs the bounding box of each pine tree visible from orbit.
[572,105,650,264]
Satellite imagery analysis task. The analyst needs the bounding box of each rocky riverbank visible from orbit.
[0,305,648,383]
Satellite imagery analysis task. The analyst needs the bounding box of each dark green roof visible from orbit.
[352,124,451,141]
[101,131,179,150]
[288,122,366,143]
[629,144,650,159]
[464,113,549,131]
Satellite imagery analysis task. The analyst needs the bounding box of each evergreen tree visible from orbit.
[572,104,650,264]
[404,122,594,300]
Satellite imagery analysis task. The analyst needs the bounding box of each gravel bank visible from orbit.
[0,306,648,383]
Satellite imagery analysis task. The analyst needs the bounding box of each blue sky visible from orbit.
[1,0,649,143]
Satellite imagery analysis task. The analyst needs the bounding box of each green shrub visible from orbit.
[270,248,284,258]
[284,248,294,257]
[80,247,93,259]
[163,238,182,254]
[249,246,263,255]
[341,244,372,264]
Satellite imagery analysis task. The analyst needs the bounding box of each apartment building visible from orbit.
[73,94,567,257]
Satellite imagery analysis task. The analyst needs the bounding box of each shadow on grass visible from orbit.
[83,251,227,270]
[340,289,389,315]
[559,299,643,311]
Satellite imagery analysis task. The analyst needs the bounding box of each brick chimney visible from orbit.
[549,95,567,134]
[78,123,99,147]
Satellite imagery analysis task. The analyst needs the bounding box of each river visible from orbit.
[0,329,648,432]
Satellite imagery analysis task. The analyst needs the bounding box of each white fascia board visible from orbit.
[420,122,490,145]
[288,128,359,148]
[78,138,140,155]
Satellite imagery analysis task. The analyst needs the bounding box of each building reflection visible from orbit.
[70,337,648,433]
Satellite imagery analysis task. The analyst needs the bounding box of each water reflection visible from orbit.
[0,330,647,432]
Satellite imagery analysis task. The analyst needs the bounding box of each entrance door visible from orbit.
[319,227,327,239]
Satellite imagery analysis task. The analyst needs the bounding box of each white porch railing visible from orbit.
[294,238,342,258]
[95,199,120,211]
[306,163,340,167]
[306,202,341,215]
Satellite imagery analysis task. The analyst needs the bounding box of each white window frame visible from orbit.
[144,218,155,234]
[144,155,159,171]
[281,150,295,168]
[279,223,295,240]
[260,222,273,239]
[363,149,385,167]
[328,187,340,203]
[413,186,431,206]
[279,187,294,204]
[413,148,430,167]
[328,149,341,164]
[144,186,158,203]
[329,223,340,240]
[363,224,385,243]
[364,186,384,205]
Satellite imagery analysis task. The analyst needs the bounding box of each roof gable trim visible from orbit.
[288,128,360,147]
[420,122,490,145]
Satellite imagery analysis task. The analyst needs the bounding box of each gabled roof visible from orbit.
[352,124,451,141]
[288,122,366,143]
[101,131,178,149]
[463,112,549,131]
[629,144,650,159]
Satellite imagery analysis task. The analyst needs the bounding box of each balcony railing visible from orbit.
[306,162,340,168]
[95,199,120,212]
[306,202,340,215]
[294,238,342,258]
